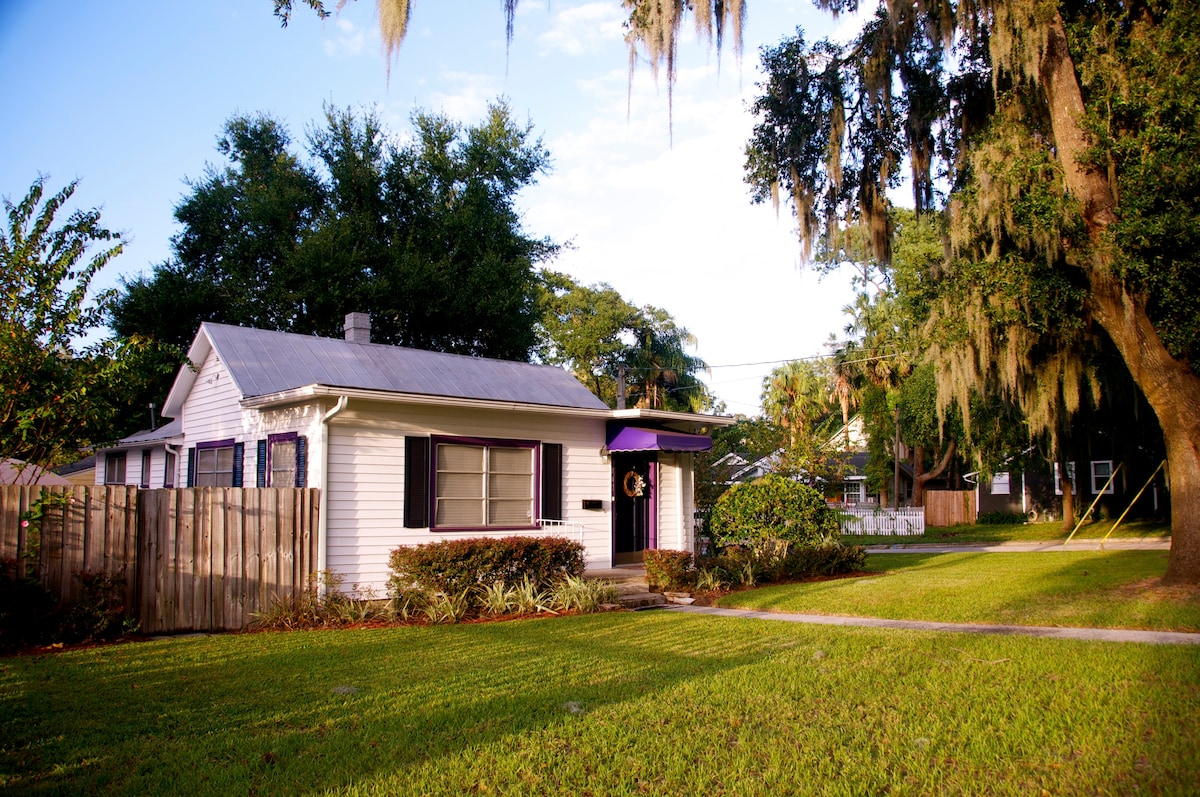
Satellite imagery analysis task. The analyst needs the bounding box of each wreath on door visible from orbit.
[622,470,647,498]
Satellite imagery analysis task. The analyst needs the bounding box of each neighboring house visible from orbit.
[709,451,775,485]
[100,315,732,588]
[971,457,1168,522]
[0,458,73,486]
[823,416,915,507]
[55,455,98,487]
[94,419,184,489]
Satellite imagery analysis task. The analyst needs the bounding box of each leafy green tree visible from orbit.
[113,102,553,361]
[536,271,711,411]
[745,4,1200,582]
[1,177,176,469]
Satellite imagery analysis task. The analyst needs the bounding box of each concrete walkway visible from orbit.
[662,604,1200,645]
[864,538,1170,554]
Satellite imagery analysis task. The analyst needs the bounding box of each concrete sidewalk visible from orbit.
[864,538,1170,554]
[662,604,1200,645]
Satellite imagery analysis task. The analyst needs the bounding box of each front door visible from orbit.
[613,453,656,565]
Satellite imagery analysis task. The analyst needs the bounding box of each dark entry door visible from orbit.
[613,453,655,565]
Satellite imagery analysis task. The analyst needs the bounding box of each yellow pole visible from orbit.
[1102,460,1166,543]
[1063,463,1123,546]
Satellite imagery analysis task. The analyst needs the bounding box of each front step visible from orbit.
[616,591,667,609]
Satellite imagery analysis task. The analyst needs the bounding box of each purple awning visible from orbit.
[606,427,712,453]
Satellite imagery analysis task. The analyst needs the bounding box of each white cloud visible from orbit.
[426,71,505,121]
[536,2,626,56]
[522,61,858,414]
[322,17,368,58]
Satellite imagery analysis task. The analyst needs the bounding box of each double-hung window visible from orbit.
[189,440,243,487]
[104,452,127,485]
[435,440,535,529]
[1091,460,1115,495]
[255,434,307,487]
[991,472,1011,495]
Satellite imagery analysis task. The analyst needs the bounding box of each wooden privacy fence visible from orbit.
[837,506,926,536]
[924,490,977,527]
[0,485,140,611]
[0,486,320,633]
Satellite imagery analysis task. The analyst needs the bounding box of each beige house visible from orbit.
[99,316,730,591]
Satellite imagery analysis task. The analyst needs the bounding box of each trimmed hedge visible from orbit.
[701,540,867,584]
[388,536,586,595]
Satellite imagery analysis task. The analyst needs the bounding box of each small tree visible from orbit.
[709,474,840,551]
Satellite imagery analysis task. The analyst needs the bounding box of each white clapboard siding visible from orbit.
[325,403,613,592]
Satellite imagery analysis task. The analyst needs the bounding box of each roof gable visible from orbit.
[164,323,609,415]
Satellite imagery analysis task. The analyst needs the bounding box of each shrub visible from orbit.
[978,511,1027,525]
[709,475,840,549]
[388,536,586,596]
[0,558,57,652]
[59,570,133,644]
[779,540,868,579]
[642,549,694,591]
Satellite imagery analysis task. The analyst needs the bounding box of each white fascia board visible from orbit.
[609,408,737,429]
[161,329,213,418]
[240,384,616,419]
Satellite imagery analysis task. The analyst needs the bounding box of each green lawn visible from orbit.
[3,609,1199,795]
[718,550,1200,632]
[844,518,1170,546]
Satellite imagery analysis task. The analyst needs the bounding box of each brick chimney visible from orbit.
[344,312,371,344]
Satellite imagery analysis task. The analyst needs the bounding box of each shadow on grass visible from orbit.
[0,614,800,795]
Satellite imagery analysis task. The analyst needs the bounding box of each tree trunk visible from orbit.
[912,440,956,508]
[1059,474,1075,533]
[1039,12,1200,583]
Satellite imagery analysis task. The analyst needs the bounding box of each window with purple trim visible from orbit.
[195,442,236,487]
[269,433,297,487]
[435,440,535,528]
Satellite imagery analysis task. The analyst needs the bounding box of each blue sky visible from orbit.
[0,0,871,415]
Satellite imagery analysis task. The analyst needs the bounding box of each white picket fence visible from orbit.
[835,505,926,536]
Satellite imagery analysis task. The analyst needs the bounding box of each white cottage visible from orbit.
[100,315,730,590]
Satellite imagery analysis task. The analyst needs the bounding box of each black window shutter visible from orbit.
[256,440,268,487]
[404,436,431,528]
[186,448,196,488]
[295,436,307,488]
[232,442,244,487]
[541,443,563,521]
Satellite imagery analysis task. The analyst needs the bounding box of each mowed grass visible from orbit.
[2,612,1199,796]
[718,551,1200,632]
[845,518,1170,546]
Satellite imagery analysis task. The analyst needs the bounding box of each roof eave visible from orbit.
[240,384,616,418]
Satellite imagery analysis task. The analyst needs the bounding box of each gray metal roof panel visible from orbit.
[202,323,609,410]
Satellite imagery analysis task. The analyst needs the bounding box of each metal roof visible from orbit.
[201,323,609,410]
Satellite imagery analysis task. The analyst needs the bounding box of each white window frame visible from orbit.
[1054,462,1076,496]
[991,472,1011,495]
[1090,460,1116,495]
[104,452,127,485]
